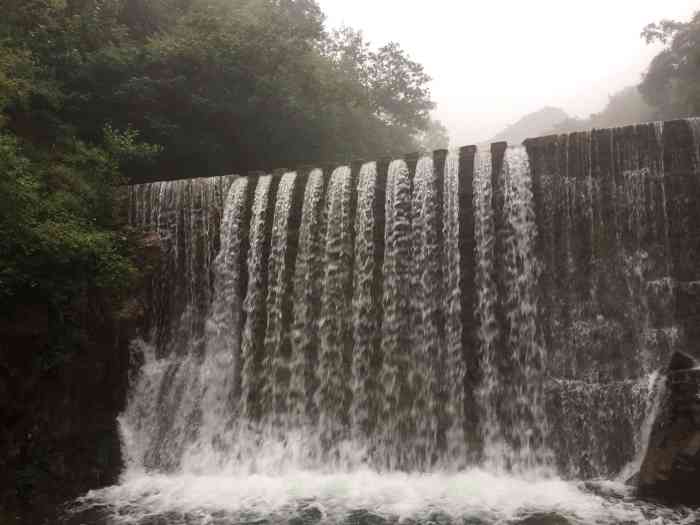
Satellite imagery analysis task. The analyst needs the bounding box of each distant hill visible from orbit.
[550,86,656,135]
[489,106,569,145]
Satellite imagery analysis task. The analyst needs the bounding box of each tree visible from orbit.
[640,11,700,119]
[324,28,433,129]
[320,27,434,161]
[415,118,449,152]
[28,3,436,180]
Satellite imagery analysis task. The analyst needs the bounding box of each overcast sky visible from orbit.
[319,0,698,146]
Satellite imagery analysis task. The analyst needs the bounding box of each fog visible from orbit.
[320,0,699,146]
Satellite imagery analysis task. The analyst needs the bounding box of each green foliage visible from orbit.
[0,132,139,308]
[0,1,158,353]
[640,11,700,119]
[43,1,436,178]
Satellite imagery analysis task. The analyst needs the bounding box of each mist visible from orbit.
[320,0,699,145]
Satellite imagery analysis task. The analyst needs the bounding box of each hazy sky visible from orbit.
[319,0,698,146]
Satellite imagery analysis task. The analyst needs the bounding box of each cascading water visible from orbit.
[377,160,414,469]
[443,153,467,465]
[317,166,355,455]
[181,176,250,472]
[475,148,552,473]
[121,176,234,473]
[77,121,700,525]
[289,169,326,426]
[350,162,379,445]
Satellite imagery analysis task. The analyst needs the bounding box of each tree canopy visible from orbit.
[640,11,700,119]
[0,0,441,182]
[415,119,450,152]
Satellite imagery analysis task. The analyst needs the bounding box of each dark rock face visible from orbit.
[0,232,160,524]
[637,351,700,506]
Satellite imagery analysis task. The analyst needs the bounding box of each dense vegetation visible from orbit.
[0,0,445,364]
[1,0,440,182]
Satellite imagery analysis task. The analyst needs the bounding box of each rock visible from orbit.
[668,350,697,372]
[625,471,639,486]
[0,228,162,522]
[510,513,572,525]
[636,352,700,506]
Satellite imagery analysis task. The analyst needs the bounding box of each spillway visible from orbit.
[79,119,700,524]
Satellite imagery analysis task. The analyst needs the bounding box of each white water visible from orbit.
[443,152,467,464]
[80,466,695,525]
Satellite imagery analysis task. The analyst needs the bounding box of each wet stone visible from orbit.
[676,281,700,319]
[508,513,573,525]
[637,353,700,506]
[645,279,676,328]
[668,350,697,372]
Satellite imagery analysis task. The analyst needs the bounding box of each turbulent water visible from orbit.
[75,124,700,524]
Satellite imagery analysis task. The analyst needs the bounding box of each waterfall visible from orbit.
[350,163,380,443]
[499,148,551,471]
[410,157,445,469]
[473,149,500,463]
[240,175,277,423]
[289,169,326,425]
[121,139,682,477]
[91,119,700,524]
[262,172,297,424]
[181,177,250,472]
[378,160,414,469]
[317,166,355,455]
[442,152,467,465]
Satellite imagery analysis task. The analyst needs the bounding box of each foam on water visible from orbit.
[77,469,695,525]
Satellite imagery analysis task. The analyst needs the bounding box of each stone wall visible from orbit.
[0,232,160,524]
